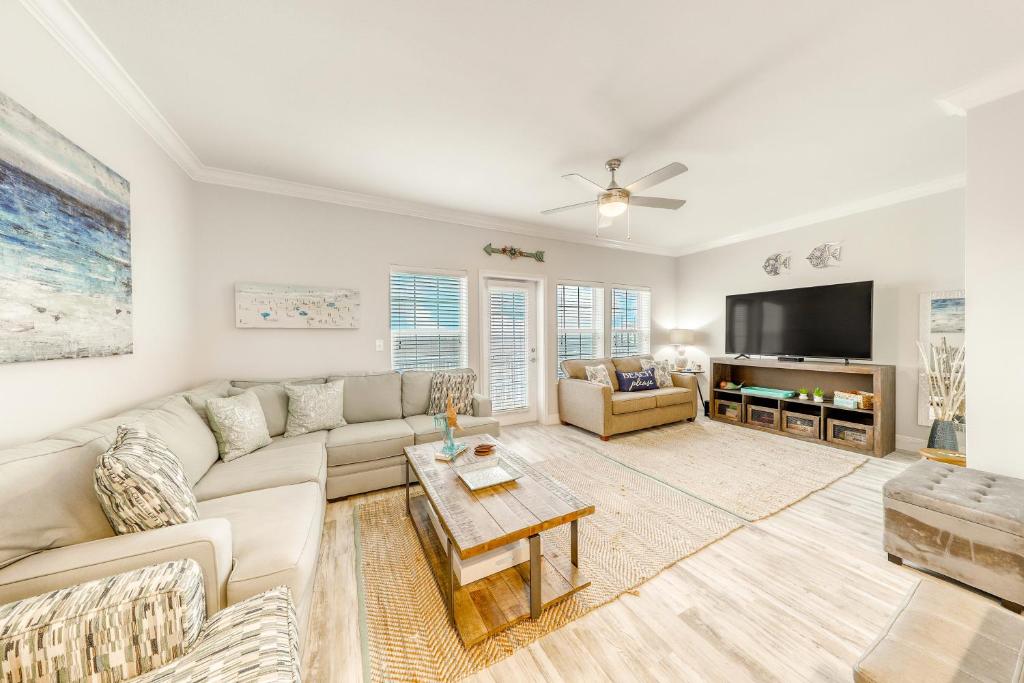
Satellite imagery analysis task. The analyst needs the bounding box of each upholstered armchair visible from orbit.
[0,559,301,682]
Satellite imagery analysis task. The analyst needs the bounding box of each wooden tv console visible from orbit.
[709,356,895,457]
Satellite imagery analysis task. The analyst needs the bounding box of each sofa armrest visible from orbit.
[472,393,492,417]
[0,559,207,682]
[671,372,699,393]
[137,585,301,682]
[0,519,232,617]
[557,378,613,436]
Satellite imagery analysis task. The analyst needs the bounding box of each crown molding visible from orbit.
[672,173,965,257]
[937,61,1024,116]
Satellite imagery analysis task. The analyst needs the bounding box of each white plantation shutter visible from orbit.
[487,287,528,411]
[390,270,468,371]
[556,284,603,378]
[610,287,651,357]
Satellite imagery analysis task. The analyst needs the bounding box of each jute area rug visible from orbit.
[356,419,867,681]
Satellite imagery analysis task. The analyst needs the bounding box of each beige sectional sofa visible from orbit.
[558,354,698,439]
[0,369,498,651]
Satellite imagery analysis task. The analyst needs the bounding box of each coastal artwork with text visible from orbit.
[0,91,132,364]
[235,282,360,328]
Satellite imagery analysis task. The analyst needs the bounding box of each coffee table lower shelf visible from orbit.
[408,493,590,646]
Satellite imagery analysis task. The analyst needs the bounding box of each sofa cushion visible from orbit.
[610,392,657,415]
[611,354,654,373]
[326,419,414,467]
[192,442,327,502]
[230,377,325,390]
[94,425,199,535]
[261,431,328,451]
[328,372,402,423]
[561,358,620,391]
[183,380,233,427]
[141,396,219,486]
[228,384,289,437]
[205,392,273,462]
[197,482,323,610]
[403,414,499,444]
[401,371,434,417]
[647,387,692,408]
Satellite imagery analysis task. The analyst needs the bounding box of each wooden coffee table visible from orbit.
[404,434,593,645]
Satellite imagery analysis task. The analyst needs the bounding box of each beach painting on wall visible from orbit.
[918,290,966,427]
[235,282,360,328]
[0,91,132,364]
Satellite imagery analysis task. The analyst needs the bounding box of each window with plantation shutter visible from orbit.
[487,286,528,412]
[610,287,651,357]
[556,284,603,378]
[390,270,468,371]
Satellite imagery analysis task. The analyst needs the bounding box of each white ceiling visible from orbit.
[66,0,1024,254]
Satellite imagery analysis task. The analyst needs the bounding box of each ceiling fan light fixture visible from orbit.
[598,189,629,217]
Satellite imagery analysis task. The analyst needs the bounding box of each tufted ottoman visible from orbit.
[884,460,1024,611]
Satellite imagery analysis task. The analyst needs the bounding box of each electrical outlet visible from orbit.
[375,339,384,352]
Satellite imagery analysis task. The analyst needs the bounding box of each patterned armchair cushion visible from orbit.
[205,391,273,462]
[427,370,477,415]
[94,424,199,534]
[135,585,301,683]
[0,560,205,682]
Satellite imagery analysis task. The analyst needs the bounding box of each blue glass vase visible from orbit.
[433,413,459,456]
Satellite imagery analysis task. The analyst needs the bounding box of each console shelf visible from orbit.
[709,356,895,457]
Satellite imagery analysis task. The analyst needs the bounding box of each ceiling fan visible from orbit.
[541,158,688,240]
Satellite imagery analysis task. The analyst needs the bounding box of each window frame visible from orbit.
[389,265,469,372]
[555,281,605,378]
[608,284,652,358]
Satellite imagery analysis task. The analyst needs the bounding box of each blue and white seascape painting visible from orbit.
[930,297,965,334]
[0,91,131,364]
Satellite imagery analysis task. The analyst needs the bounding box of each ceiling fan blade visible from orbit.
[629,196,687,210]
[562,173,607,193]
[598,212,613,229]
[540,199,598,215]
[624,162,688,194]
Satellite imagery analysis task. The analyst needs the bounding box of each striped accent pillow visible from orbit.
[427,371,476,415]
[94,424,199,535]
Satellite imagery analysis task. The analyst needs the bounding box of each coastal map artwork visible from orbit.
[235,282,360,328]
[0,91,131,364]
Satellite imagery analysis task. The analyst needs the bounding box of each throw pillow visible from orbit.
[284,380,346,437]
[228,384,289,437]
[640,358,674,389]
[94,424,199,535]
[617,368,659,392]
[205,391,273,461]
[427,371,476,415]
[585,364,613,387]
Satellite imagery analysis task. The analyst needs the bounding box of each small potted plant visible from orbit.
[798,387,809,400]
[812,387,825,403]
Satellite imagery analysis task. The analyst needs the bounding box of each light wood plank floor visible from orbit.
[300,424,978,682]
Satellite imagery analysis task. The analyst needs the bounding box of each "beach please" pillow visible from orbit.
[616,368,659,392]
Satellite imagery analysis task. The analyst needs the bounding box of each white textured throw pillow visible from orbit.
[640,358,675,388]
[585,364,613,387]
[94,423,199,535]
[284,380,346,437]
[205,391,273,461]
[427,371,476,415]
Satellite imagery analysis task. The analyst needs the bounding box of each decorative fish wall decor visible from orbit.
[483,243,545,262]
[806,242,842,268]
[762,253,791,277]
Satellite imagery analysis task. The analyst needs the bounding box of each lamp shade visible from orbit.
[670,329,695,345]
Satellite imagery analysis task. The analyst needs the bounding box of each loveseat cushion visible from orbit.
[646,387,692,408]
[329,371,402,423]
[196,482,323,611]
[192,442,327,502]
[403,414,499,444]
[326,419,413,467]
[141,396,219,486]
[611,354,654,373]
[610,392,657,414]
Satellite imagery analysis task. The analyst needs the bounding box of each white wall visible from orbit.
[965,90,1024,476]
[0,3,199,447]
[675,189,965,449]
[192,184,678,421]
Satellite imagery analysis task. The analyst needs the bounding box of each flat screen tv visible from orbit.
[725,281,873,360]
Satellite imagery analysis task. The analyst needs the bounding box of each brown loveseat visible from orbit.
[558,354,698,440]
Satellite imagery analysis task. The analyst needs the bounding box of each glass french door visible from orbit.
[485,280,537,422]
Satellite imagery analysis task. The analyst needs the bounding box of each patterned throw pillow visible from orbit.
[284,380,346,437]
[616,368,659,392]
[427,371,476,415]
[585,364,612,387]
[94,424,199,535]
[205,391,273,461]
[640,358,674,388]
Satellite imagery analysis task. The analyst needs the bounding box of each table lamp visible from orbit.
[670,329,695,369]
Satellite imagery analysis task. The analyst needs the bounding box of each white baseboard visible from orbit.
[543,413,561,425]
[895,434,926,453]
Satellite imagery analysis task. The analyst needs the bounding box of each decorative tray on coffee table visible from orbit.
[455,457,524,491]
